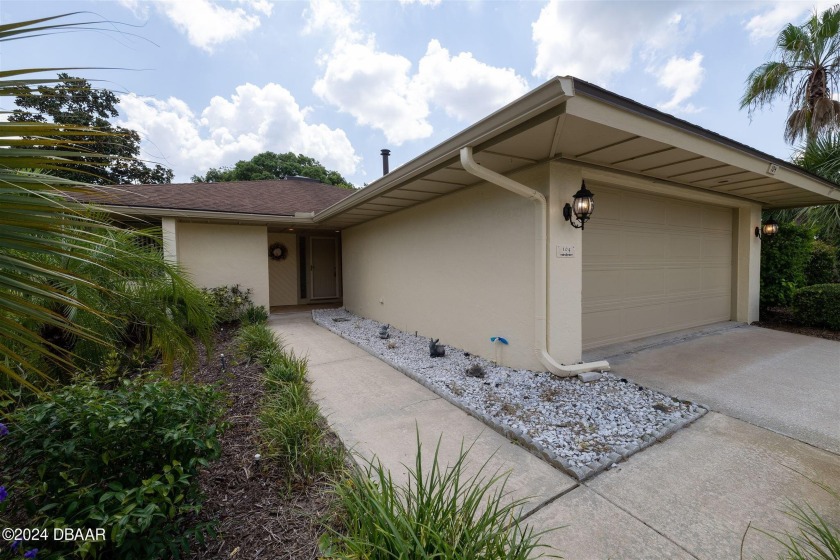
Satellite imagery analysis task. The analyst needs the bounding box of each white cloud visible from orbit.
[119,0,272,52]
[413,40,529,122]
[743,1,832,41]
[117,83,360,182]
[531,0,688,84]
[653,52,705,114]
[308,0,529,144]
[313,40,432,145]
[302,0,362,40]
[399,0,442,6]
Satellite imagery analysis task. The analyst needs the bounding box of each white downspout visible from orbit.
[459,147,609,377]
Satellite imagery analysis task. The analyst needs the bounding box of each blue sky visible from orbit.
[0,0,831,186]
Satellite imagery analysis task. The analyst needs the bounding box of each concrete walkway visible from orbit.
[270,312,840,560]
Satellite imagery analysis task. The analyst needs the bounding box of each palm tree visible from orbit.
[766,132,840,246]
[0,14,211,396]
[741,6,840,144]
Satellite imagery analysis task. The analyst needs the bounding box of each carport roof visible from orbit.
[311,76,840,230]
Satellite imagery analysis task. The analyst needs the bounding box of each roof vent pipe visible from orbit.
[381,149,391,175]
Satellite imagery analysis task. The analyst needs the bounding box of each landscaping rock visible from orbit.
[578,371,603,383]
[314,308,706,477]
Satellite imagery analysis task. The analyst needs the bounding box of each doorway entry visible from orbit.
[296,233,341,302]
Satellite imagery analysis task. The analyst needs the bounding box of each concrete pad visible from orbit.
[269,312,370,366]
[588,412,840,560]
[601,325,840,454]
[269,312,577,515]
[528,486,695,560]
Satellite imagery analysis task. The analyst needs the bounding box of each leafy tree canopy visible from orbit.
[9,73,173,185]
[191,151,355,189]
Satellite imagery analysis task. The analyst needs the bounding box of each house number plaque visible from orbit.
[556,245,575,258]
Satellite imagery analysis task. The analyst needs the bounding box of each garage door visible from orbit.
[582,184,733,350]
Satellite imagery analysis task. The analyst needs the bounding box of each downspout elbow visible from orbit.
[458,146,609,377]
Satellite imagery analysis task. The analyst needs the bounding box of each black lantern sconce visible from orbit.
[563,180,595,229]
[755,218,779,239]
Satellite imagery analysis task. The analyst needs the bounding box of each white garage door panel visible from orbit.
[583,185,732,350]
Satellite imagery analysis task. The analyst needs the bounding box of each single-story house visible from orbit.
[91,76,840,375]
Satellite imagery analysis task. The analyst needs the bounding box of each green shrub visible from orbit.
[243,304,269,325]
[792,284,840,329]
[203,284,253,324]
[805,241,839,285]
[235,323,281,364]
[761,222,814,310]
[0,377,225,559]
[322,433,556,559]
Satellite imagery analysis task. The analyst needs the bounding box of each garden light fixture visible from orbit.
[755,218,779,238]
[563,180,595,229]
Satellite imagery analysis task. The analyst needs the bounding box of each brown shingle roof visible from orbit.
[78,177,354,216]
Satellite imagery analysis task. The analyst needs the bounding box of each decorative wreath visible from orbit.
[268,242,288,261]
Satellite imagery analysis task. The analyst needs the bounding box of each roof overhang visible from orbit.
[310,76,840,230]
[101,204,335,229]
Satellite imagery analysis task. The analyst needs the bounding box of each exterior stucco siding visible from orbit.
[342,173,543,371]
[176,222,270,310]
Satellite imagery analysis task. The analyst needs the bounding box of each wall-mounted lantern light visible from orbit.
[754,218,779,239]
[563,180,595,229]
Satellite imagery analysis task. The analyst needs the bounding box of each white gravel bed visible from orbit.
[313,308,706,480]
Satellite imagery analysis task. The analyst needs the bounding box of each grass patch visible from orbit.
[322,432,558,559]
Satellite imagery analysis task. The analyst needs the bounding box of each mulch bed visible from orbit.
[752,307,840,342]
[174,325,339,560]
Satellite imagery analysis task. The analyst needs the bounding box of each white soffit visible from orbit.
[317,77,839,229]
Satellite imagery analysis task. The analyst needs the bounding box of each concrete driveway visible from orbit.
[588,324,840,454]
[273,313,840,560]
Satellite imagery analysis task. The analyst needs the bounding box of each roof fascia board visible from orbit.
[101,205,314,225]
[315,77,575,222]
[568,84,840,203]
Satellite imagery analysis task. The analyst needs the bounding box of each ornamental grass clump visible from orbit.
[323,433,558,559]
[254,327,342,483]
[235,323,281,364]
[754,470,840,560]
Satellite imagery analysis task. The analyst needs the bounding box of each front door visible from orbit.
[311,237,338,299]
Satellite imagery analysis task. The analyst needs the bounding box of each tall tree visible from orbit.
[192,151,355,189]
[9,73,173,185]
[741,6,840,144]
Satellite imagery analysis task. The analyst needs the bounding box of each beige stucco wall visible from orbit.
[161,217,178,263]
[342,166,547,371]
[176,222,270,310]
[343,159,763,370]
[268,233,298,306]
